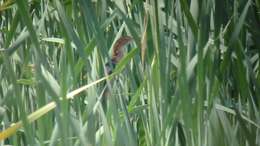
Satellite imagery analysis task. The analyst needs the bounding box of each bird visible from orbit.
[101,36,133,111]
[105,36,133,74]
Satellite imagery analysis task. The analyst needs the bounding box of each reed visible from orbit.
[0,0,259,146]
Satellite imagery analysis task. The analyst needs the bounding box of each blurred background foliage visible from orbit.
[0,0,260,146]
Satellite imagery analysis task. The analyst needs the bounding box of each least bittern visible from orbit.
[101,36,133,111]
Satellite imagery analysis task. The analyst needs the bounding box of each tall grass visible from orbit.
[0,0,260,146]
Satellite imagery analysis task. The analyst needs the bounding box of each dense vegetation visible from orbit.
[0,0,260,145]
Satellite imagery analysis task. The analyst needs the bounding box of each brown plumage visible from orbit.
[105,36,133,75]
[111,36,133,64]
